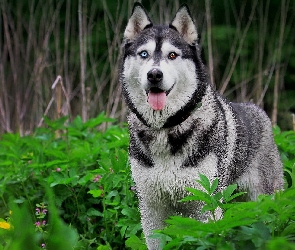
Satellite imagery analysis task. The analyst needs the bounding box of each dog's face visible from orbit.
[121,3,206,129]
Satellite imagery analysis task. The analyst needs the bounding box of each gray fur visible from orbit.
[120,3,284,249]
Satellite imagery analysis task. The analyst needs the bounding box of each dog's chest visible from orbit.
[130,127,218,202]
[137,124,194,157]
[148,130,171,156]
[137,128,190,165]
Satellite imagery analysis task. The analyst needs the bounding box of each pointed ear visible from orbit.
[170,5,198,45]
[124,3,153,41]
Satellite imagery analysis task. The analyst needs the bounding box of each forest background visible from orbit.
[0,0,295,135]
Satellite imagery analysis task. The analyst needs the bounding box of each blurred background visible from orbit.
[0,0,294,135]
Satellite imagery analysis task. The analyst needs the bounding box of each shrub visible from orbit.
[0,117,294,249]
[149,174,295,250]
[274,126,295,188]
[0,113,141,249]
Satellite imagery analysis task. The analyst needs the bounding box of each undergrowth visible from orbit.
[145,176,295,250]
[0,115,294,249]
[0,113,141,249]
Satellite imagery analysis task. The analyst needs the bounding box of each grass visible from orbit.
[0,114,294,249]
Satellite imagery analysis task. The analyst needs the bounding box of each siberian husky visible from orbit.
[120,3,284,249]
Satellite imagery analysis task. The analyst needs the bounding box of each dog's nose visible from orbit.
[147,68,163,84]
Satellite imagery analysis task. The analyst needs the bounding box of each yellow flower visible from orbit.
[0,221,10,230]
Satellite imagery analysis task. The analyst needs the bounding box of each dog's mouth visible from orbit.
[146,86,174,111]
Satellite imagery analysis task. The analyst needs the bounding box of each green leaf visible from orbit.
[121,207,138,218]
[45,185,79,250]
[120,225,127,238]
[127,223,142,237]
[97,245,112,250]
[72,116,84,131]
[78,173,93,186]
[125,235,147,250]
[162,237,183,249]
[13,197,26,204]
[181,188,211,203]
[202,204,216,213]
[87,208,103,217]
[7,202,40,250]
[43,116,69,130]
[0,160,13,166]
[164,216,203,230]
[45,159,69,168]
[210,178,219,194]
[222,184,238,202]
[213,191,222,201]
[197,174,211,193]
[88,189,103,198]
[225,191,247,203]
[84,112,115,128]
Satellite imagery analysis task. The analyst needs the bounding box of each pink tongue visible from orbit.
[148,92,167,110]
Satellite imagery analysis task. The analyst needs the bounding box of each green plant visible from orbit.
[0,113,142,249]
[274,126,295,188]
[0,187,79,250]
[1,116,294,249]
[152,174,295,249]
[180,174,246,222]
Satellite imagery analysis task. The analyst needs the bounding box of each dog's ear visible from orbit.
[124,3,153,41]
[170,5,198,45]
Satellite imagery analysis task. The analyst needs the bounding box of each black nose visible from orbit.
[147,68,163,84]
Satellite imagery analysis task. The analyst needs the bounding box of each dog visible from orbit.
[120,3,284,249]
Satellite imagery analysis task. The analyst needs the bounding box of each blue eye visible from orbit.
[139,50,149,59]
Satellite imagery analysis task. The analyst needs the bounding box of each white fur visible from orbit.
[131,152,218,205]
[137,41,156,59]
[123,41,199,129]
[161,42,182,58]
[216,96,237,171]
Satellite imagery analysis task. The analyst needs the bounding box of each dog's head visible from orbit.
[121,3,207,129]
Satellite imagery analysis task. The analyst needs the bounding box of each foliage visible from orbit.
[0,115,295,249]
[0,113,141,249]
[152,174,295,250]
[274,126,295,188]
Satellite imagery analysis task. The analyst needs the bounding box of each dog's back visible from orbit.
[231,102,283,199]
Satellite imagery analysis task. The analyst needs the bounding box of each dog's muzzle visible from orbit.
[146,68,167,111]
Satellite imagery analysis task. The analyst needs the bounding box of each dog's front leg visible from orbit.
[139,199,173,250]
